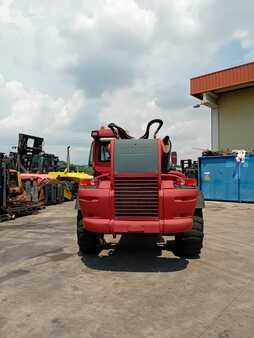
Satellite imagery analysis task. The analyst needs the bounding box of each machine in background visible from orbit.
[0,154,39,222]
[181,159,199,182]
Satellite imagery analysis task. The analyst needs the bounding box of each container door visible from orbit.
[239,155,254,202]
[199,156,239,201]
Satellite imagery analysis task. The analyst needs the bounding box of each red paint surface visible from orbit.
[79,128,199,234]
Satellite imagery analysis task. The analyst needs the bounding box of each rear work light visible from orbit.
[91,130,99,138]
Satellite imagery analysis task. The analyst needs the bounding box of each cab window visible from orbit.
[99,142,110,162]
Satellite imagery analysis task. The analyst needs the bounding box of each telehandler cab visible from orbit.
[77,119,204,257]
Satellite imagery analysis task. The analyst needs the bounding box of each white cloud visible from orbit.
[99,87,210,160]
[0,75,92,160]
[0,77,84,131]
[0,0,254,162]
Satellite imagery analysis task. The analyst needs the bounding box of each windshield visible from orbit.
[88,143,94,167]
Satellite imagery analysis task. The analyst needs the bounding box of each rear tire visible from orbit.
[77,214,98,254]
[174,213,204,258]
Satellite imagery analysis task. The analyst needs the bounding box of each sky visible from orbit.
[0,0,254,164]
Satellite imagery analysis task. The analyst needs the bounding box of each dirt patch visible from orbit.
[0,269,30,284]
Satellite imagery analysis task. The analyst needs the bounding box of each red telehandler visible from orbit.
[77,119,204,257]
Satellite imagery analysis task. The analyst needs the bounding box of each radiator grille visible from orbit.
[114,177,159,217]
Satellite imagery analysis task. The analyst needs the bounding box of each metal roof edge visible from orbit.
[190,61,254,81]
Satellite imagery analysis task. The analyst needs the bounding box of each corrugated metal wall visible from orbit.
[191,62,254,96]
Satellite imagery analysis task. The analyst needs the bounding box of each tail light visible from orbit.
[79,179,96,190]
[184,178,197,187]
[173,177,197,187]
[80,179,92,186]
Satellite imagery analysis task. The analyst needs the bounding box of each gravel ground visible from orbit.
[0,201,254,338]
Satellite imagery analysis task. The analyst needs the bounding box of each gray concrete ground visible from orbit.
[0,201,254,338]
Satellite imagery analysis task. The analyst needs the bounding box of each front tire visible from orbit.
[174,213,204,258]
[77,214,98,254]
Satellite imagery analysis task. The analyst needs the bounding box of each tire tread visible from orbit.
[175,214,204,258]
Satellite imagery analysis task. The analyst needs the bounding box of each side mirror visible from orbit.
[171,151,177,165]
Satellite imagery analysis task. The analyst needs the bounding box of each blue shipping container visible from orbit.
[199,155,240,201]
[199,154,254,202]
[239,154,254,202]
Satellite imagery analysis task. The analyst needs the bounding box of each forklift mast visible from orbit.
[15,133,59,173]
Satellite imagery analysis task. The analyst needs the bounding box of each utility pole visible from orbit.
[66,146,70,172]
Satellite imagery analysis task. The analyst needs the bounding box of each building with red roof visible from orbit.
[190,61,254,151]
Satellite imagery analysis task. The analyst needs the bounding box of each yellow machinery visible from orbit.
[48,171,93,200]
[48,171,92,183]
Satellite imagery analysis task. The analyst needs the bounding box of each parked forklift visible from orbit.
[0,153,8,221]
[14,133,59,173]
[77,119,204,258]
[10,133,75,202]
[0,154,38,221]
